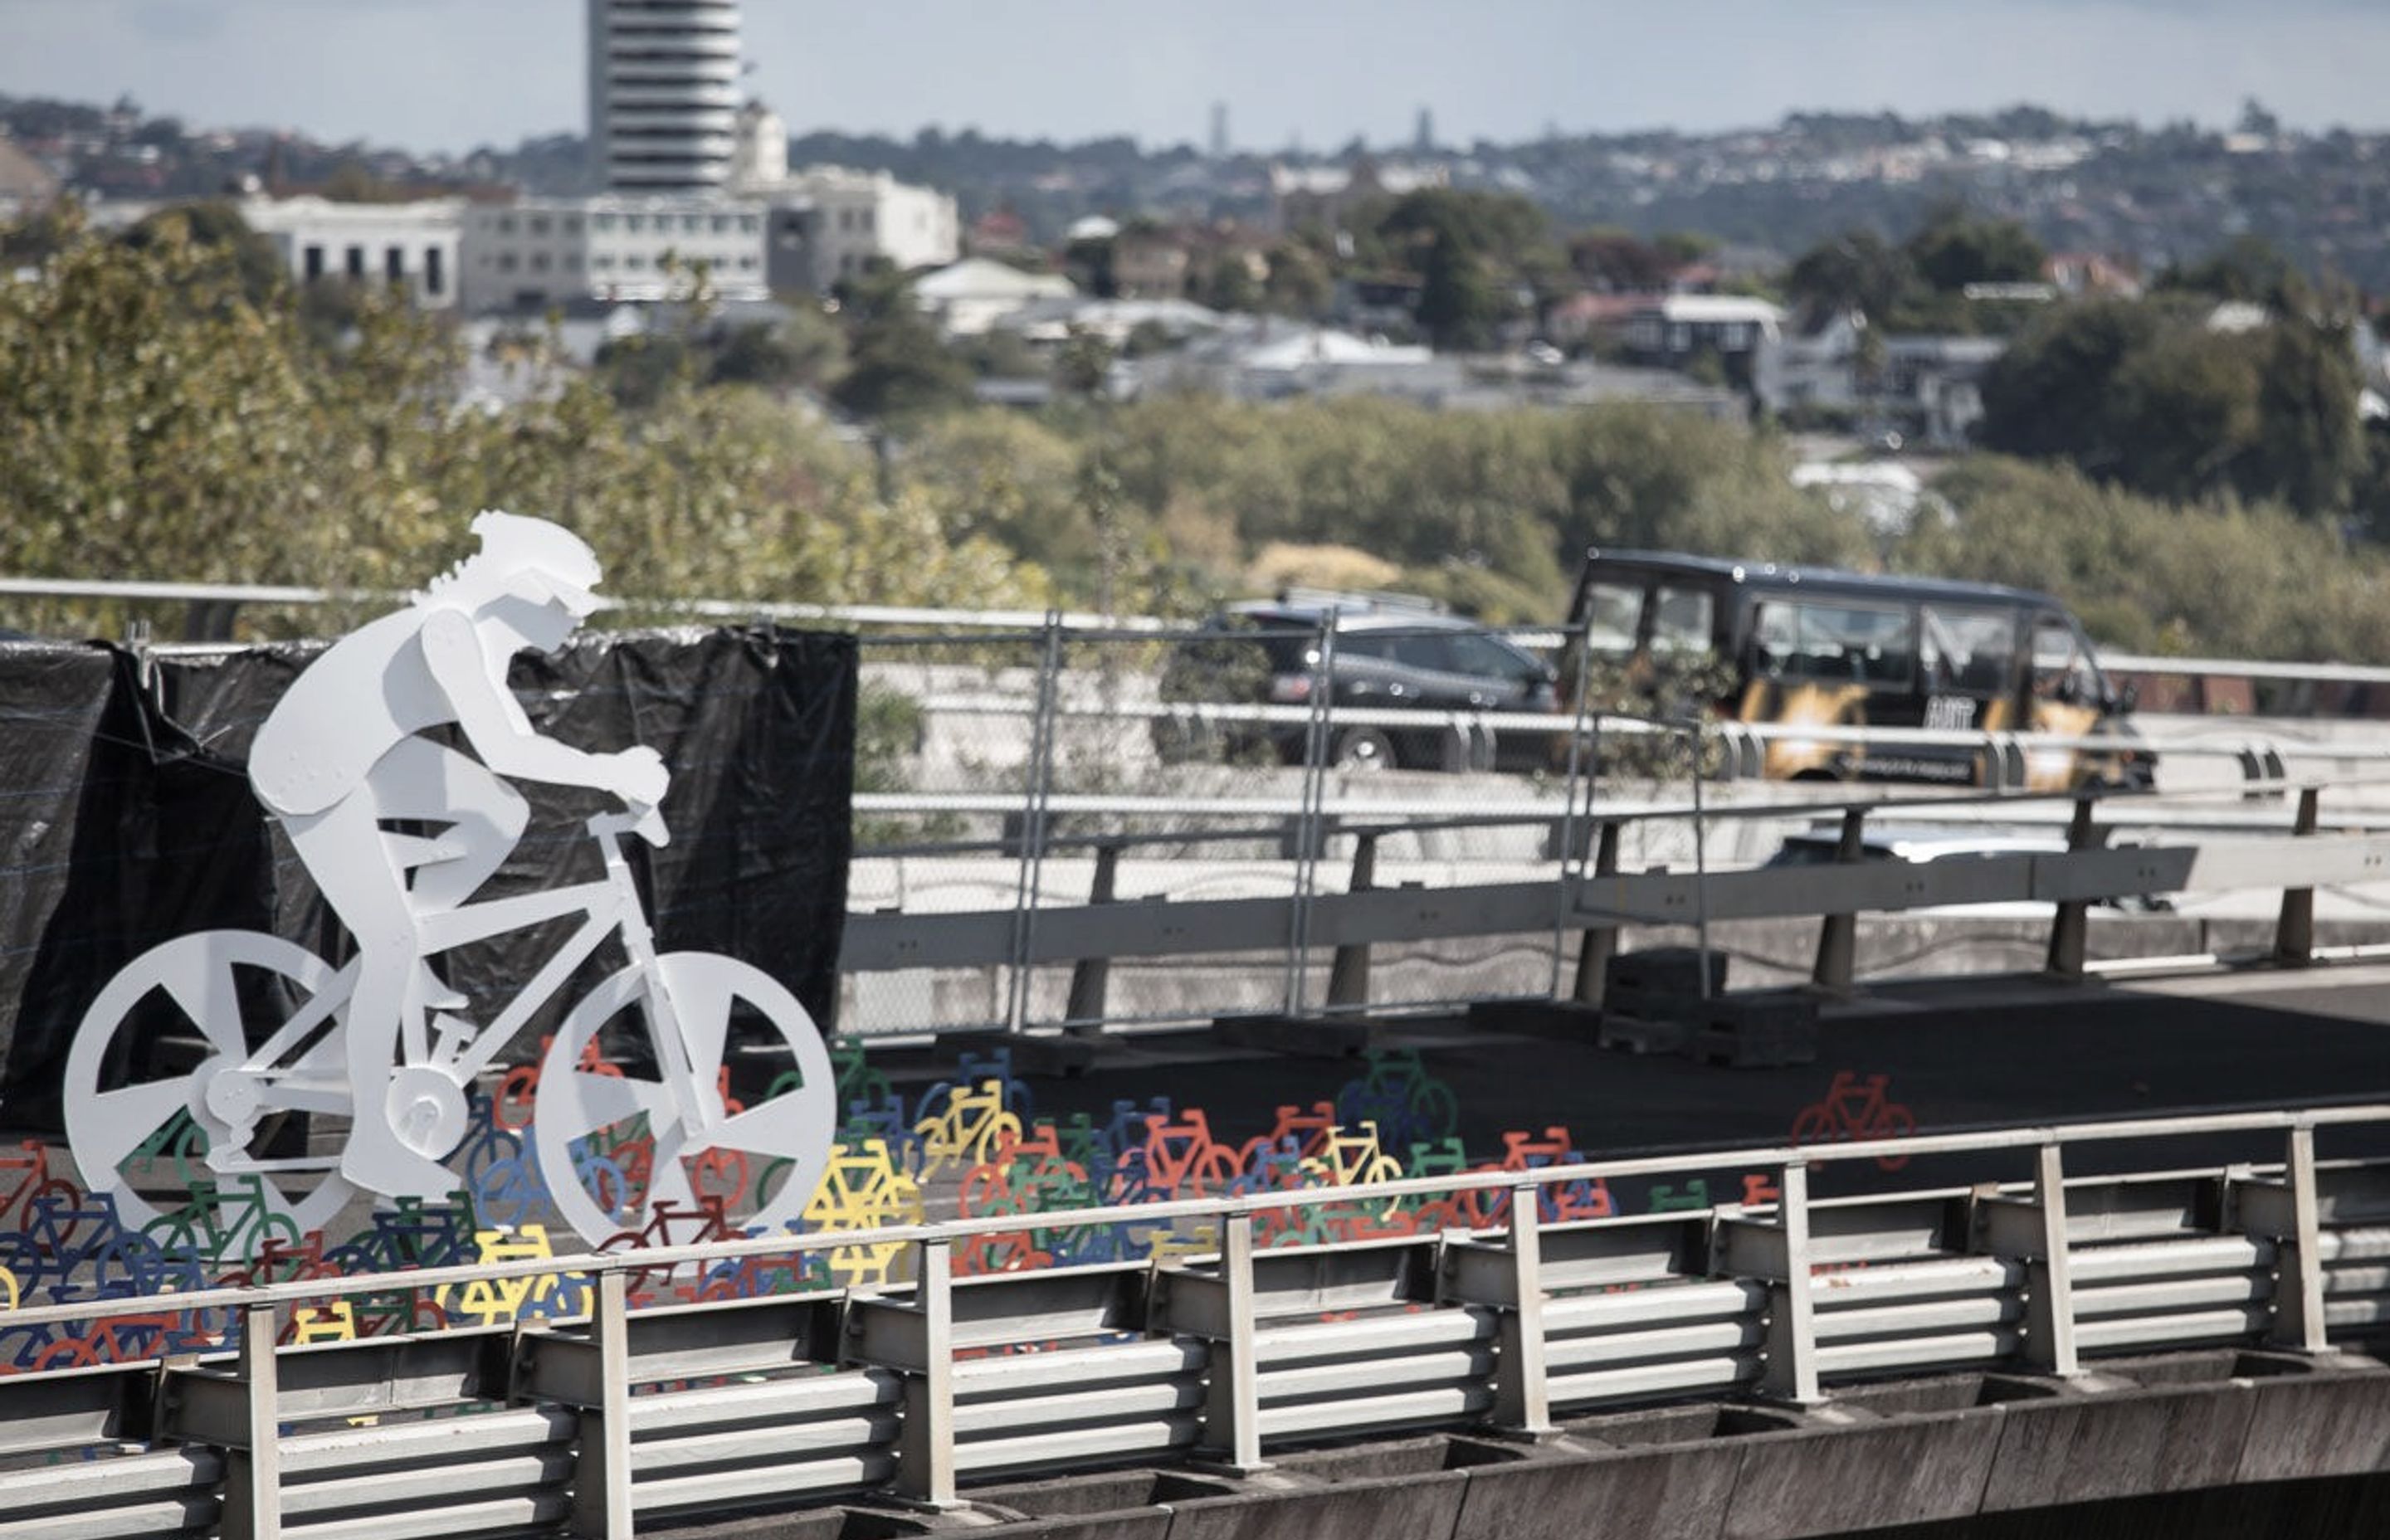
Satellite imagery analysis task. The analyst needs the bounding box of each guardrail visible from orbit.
[929,688,2320,788]
[2,1101,2385,1537]
[841,774,2390,1029]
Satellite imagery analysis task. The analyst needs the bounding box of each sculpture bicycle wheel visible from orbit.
[64,931,358,1239]
[533,953,836,1247]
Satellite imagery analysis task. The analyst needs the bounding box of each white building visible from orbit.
[912,256,1074,336]
[238,195,466,309]
[758,167,961,291]
[586,0,743,192]
[460,195,767,313]
[725,107,959,292]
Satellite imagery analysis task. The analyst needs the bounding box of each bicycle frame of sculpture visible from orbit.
[63,511,837,1245]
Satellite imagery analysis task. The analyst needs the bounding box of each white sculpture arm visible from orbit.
[420,607,667,806]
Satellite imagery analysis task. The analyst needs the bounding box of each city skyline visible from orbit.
[3,0,2388,158]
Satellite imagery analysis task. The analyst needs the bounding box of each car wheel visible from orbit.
[1332,727,1397,772]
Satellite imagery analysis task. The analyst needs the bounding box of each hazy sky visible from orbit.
[4,0,2388,155]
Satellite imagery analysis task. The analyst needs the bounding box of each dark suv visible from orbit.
[1155,592,1562,772]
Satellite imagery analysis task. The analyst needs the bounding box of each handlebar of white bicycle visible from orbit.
[585,804,672,849]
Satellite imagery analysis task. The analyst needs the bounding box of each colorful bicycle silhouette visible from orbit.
[64,807,837,1247]
[1789,1071,1917,1172]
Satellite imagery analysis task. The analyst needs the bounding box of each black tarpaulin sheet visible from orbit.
[0,625,855,1130]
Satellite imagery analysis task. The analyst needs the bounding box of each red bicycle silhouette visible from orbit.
[1789,1073,1916,1172]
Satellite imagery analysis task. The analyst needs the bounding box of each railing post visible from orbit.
[1063,836,1124,1031]
[1810,807,1869,995]
[1006,616,1066,1033]
[1285,621,1339,1017]
[221,1301,280,1540]
[1569,821,1622,1005]
[2025,1141,2080,1376]
[1547,636,1602,1003]
[2273,1121,2329,1353]
[568,1270,634,1540]
[1762,1160,1821,1403]
[2043,795,2096,980]
[1202,1212,1267,1472]
[895,1237,958,1506]
[2275,786,2321,967]
[1688,719,1714,1001]
[1325,831,1378,1009]
[1491,1182,1553,1433]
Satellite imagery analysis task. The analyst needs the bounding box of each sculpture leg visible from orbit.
[283,794,461,1204]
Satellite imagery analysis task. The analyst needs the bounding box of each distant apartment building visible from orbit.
[460,195,766,312]
[585,0,743,192]
[726,102,959,290]
[240,196,465,309]
[1269,158,1448,233]
[757,167,959,291]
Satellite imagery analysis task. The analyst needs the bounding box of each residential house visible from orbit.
[1753,312,2005,446]
[967,207,1033,257]
[913,256,1076,336]
[1617,295,1784,373]
[2045,251,2143,299]
[993,295,1225,348]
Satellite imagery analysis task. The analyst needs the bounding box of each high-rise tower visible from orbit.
[585,0,744,192]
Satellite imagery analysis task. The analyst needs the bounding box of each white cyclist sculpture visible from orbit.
[64,512,837,1245]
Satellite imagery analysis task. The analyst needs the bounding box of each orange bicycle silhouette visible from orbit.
[1789,1072,1916,1172]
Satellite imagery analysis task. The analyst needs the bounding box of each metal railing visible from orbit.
[841,750,2390,1035]
[2,1100,2386,1537]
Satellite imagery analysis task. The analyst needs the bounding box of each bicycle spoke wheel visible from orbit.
[64,931,355,1237]
[535,953,836,1247]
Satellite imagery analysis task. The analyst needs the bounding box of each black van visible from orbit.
[1564,550,2153,789]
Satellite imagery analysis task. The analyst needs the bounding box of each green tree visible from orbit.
[2161,234,2302,305]
[1570,229,1671,291]
[1199,254,1261,313]
[1783,229,1913,325]
[0,217,1056,635]
[2243,313,2365,516]
[1415,229,1502,350]
[1261,241,1334,316]
[1903,204,2048,291]
[1052,324,1115,398]
[120,199,285,305]
[1977,299,2167,471]
[707,306,847,394]
[829,267,973,420]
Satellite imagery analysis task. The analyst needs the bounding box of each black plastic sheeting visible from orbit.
[0,626,855,1131]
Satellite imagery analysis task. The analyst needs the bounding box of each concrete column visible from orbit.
[1811,808,1869,994]
[1570,822,1622,1005]
[1326,831,1379,1009]
[2044,797,2096,980]
[2274,787,2320,967]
